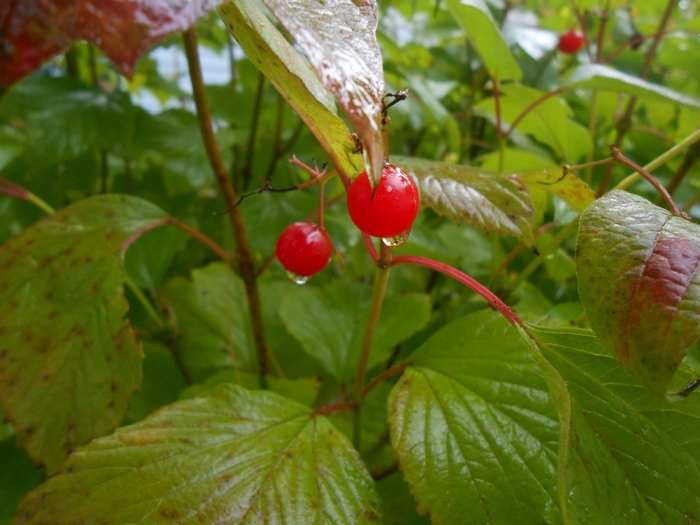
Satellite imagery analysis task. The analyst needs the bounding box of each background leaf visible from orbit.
[279,281,431,381]
[527,323,700,523]
[520,168,596,213]
[577,190,700,394]
[565,64,700,110]
[389,311,561,525]
[0,195,167,473]
[12,384,382,525]
[395,156,536,246]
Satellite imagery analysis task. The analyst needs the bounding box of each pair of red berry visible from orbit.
[275,163,420,279]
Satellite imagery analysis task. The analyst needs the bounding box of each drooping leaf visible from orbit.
[218,0,363,180]
[577,190,700,394]
[161,263,257,382]
[389,311,561,525]
[395,156,535,246]
[526,323,700,523]
[520,168,596,213]
[565,64,700,111]
[0,195,167,473]
[259,0,386,183]
[279,281,431,381]
[474,84,591,163]
[444,0,522,82]
[0,0,228,87]
[12,384,382,525]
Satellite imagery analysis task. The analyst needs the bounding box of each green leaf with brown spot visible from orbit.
[0,194,167,473]
[12,384,382,525]
[576,190,700,394]
[395,156,535,247]
[520,168,596,213]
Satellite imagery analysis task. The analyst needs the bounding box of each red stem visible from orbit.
[392,255,524,328]
[0,177,29,200]
[167,217,232,264]
[314,401,354,416]
[363,362,408,398]
[362,233,379,263]
[504,88,564,138]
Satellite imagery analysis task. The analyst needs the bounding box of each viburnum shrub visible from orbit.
[1,1,700,524]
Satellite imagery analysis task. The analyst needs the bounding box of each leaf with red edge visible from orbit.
[576,190,700,395]
[0,0,227,87]
[260,0,386,184]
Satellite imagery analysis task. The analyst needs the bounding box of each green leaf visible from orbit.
[279,281,431,381]
[12,384,382,524]
[577,190,700,394]
[526,323,700,523]
[520,168,596,213]
[474,84,591,163]
[161,263,257,381]
[565,64,700,111]
[0,77,135,166]
[0,195,167,473]
[444,0,522,82]
[218,0,364,180]
[395,156,536,246]
[389,311,561,524]
[259,0,386,183]
[0,437,44,525]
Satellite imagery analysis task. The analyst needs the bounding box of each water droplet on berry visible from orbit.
[286,270,310,284]
[381,228,411,247]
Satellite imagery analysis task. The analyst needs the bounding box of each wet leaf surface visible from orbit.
[389,311,561,525]
[12,384,382,525]
[260,0,386,183]
[218,0,363,180]
[0,195,167,473]
[527,323,700,523]
[395,156,535,246]
[577,190,700,394]
[0,0,227,87]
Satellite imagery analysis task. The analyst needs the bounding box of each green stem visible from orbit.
[504,220,579,296]
[26,193,56,215]
[613,127,700,192]
[353,243,392,450]
[124,276,165,329]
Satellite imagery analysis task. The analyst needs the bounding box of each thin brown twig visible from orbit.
[183,26,270,387]
[167,217,232,264]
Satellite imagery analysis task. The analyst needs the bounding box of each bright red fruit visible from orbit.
[347,164,420,238]
[276,222,332,277]
[558,29,585,54]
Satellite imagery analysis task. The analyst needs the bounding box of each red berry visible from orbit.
[347,164,420,238]
[558,29,585,54]
[276,222,332,277]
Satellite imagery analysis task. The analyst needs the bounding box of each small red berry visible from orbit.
[558,29,585,54]
[347,164,420,239]
[276,222,332,277]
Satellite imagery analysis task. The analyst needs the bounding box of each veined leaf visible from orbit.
[389,311,561,524]
[444,0,522,82]
[0,195,167,473]
[520,168,596,213]
[577,190,700,394]
[12,385,382,524]
[218,0,363,180]
[565,64,700,111]
[395,156,535,246]
[258,0,386,183]
[526,323,700,523]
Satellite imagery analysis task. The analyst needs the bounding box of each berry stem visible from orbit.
[391,255,524,329]
[352,242,393,450]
